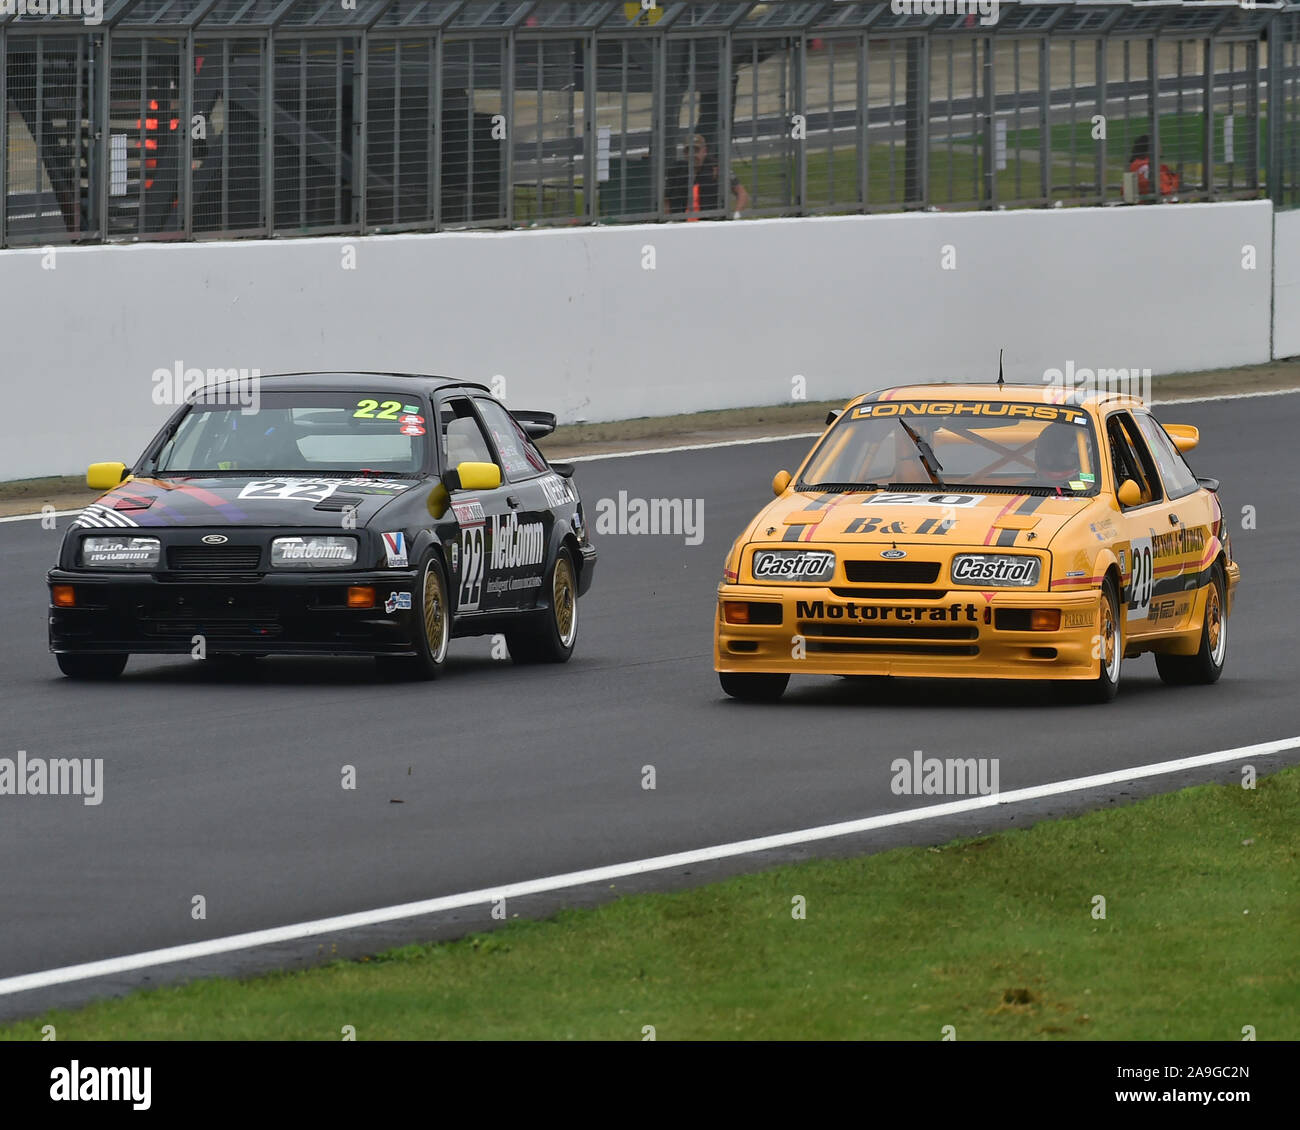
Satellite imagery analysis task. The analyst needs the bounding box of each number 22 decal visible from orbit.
[354,399,402,420]
[459,526,485,612]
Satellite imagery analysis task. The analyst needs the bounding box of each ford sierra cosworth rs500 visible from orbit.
[715,384,1237,703]
[48,373,597,680]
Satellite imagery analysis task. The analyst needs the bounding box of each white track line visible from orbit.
[1,386,1296,519]
[1,734,1295,998]
[0,509,80,526]
[556,384,1300,463]
[566,431,821,463]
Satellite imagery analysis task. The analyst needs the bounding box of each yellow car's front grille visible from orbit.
[842,561,942,584]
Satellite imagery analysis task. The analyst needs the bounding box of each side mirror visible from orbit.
[87,462,128,491]
[772,469,792,497]
[1117,479,1143,508]
[825,409,843,426]
[1162,423,1199,453]
[456,461,502,491]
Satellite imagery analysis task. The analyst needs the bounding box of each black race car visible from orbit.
[48,373,597,679]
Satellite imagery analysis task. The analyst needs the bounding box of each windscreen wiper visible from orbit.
[897,420,945,486]
[795,481,884,494]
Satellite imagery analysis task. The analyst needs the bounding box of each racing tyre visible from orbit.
[56,653,128,680]
[719,672,790,702]
[1155,563,1227,686]
[507,547,578,664]
[1070,576,1122,704]
[375,552,451,681]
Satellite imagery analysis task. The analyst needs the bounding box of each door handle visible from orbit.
[506,495,521,509]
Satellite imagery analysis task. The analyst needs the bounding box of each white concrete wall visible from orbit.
[0,199,1276,480]
[1273,208,1300,361]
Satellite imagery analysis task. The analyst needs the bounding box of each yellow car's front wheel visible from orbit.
[1070,576,1122,704]
[719,672,790,702]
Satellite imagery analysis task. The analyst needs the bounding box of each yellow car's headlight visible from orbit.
[751,549,835,583]
[950,554,1040,587]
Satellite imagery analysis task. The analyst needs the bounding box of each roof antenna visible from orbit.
[997,348,1005,388]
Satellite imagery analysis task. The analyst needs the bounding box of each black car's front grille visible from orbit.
[166,546,262,572]
[843,561,941,584]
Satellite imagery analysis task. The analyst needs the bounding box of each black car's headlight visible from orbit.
[950,553,1041,587]
[270,536,359,569]
[751,548,836,582]
[80,536,161,570]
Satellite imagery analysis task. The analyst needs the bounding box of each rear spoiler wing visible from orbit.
[511,410,557,441]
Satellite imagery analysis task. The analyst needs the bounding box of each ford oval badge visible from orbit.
[880,548,907,559]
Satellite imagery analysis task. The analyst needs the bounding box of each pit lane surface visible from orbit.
[1,392,1296,1019]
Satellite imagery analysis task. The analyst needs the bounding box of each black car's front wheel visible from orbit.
[376,552,450,681]
[507,547,578,664]
[56,653,128,680]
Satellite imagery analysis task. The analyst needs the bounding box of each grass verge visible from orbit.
[3,766,1297,1040]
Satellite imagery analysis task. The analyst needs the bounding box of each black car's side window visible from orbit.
[474,397,547,482]
[438,397,496,475]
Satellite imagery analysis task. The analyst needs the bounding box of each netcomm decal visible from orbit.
[490,513,544,570]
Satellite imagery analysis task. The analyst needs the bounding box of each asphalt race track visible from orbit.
[1,392,1297,1019]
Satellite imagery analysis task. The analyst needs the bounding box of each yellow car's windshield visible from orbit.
[801,401,1102,495]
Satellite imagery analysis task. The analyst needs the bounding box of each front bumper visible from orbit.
[48,568,426,657]
[576,541,598,597]
[714,583,1103,680]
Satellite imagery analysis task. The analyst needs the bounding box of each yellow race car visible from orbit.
[715,384,1239,703]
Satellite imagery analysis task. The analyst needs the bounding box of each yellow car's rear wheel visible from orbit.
[1156,562,1227,685]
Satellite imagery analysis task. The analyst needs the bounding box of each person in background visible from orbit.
[665,133,750,219]
[1128,134,1179,198]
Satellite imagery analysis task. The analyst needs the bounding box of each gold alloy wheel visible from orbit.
[1101,592,1119,682]
[553,555,577,647]
[423,561,448,661]
[1206,580,1225,665]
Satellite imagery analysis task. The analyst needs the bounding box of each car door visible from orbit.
[1105,410,1184,641]
[1133,409,1212,634]
[472,395,551,611]
[436,394,511,617]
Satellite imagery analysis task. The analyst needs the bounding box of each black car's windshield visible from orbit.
[152,392,428,475]
[800,401,1102,495]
